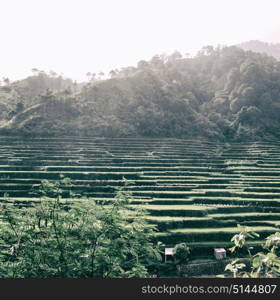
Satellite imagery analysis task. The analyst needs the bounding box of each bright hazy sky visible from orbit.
[1,0,280,82]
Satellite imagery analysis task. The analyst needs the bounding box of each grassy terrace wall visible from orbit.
[0,136,279,256]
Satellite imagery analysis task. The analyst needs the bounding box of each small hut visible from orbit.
[214,248,226,260]
[165,248,175,263]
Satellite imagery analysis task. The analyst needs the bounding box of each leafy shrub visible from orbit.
[173,243,191,264]
[223,225,280,278]
[0,178,161,278]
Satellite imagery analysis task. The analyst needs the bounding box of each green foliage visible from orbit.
[1,45,280,140]
[229,224,260,254]
[173,243,191,264]
[224,226,280,278]
[0,178,161,278]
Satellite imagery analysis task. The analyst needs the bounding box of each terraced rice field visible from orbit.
[0,136,280,255]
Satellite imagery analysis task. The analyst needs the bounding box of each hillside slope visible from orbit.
[1,46,280,141]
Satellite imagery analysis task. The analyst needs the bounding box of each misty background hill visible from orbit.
[237,40,280,60]
[1,42,280,141]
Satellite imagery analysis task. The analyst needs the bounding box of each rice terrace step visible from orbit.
[0,136,279,255]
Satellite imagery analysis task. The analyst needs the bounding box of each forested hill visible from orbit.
[237,40,280,60]
[1,46,280,141]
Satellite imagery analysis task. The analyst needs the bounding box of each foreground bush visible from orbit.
[223,225,280,278]
[0,178,161,278]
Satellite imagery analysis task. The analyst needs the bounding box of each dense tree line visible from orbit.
[1,45,280,141]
